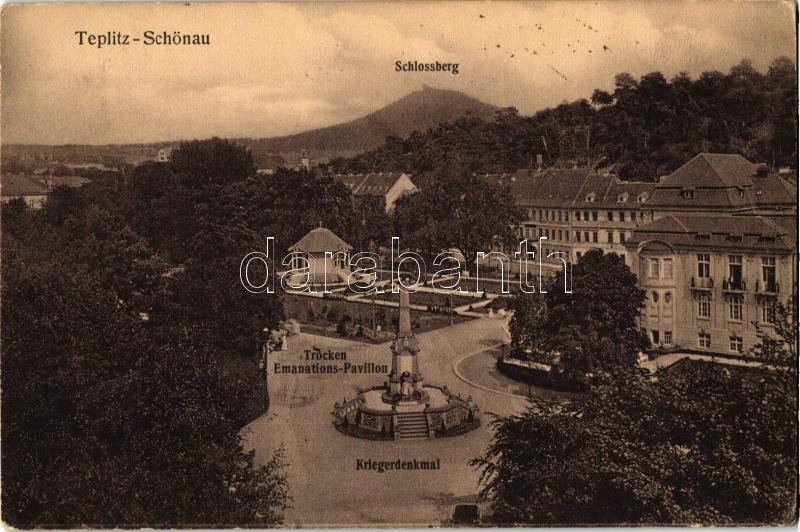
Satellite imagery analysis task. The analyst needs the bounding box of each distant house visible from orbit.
[286,226,353,286]
[332,172,417,212]
[156,147,175,163]
[1,175,50,209]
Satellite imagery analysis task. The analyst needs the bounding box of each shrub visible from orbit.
[336,314,351,336]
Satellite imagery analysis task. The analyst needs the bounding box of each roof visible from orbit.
[1,175,49,197]
[493,167,655,209]
[646,153,796,210]
[572,174,655,208]
[332,172,412,197]
[508,168,592,208]
[662,153,761,188]
[625,214,796,253]
[288,227,352,253]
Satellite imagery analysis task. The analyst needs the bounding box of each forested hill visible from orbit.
[329,58,797,180]
[243,86,498,165]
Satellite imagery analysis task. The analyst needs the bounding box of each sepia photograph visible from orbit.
[1,1,798,527]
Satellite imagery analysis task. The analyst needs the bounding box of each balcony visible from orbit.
[756,280,779,295]
[722,279,747,293]
[690,277,714,291]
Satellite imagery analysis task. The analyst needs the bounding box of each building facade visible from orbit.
[484,167,655,272]
[333,172,417,213]
[624,153,797,355]
[625,215,796,355]
[487,153,796,357]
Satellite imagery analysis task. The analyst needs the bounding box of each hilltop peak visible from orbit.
[245,88,498,166]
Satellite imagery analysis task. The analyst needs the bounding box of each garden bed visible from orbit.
[283,293,472,339]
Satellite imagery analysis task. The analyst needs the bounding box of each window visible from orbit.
[729,336,743,353]
[618,193,629,202]
[592,232,599,243]
[697,254,710,278]
[664,291,672,304]
[586,193,596,202]
[762,257,776,292]
[557,211,562,222]
[760,299,776,323]
[682,189,694,199]
[698,294,711,318]
[619,212,626,222]
[649,258,660,278]
[583,211,589,221]
[663,258,673,279]
[651,291,660,304]
[606,231,613,243]
[607,211,613,221]
[574,211,580,221]
[664,331,672,345]
[637,193,648,202]
[620,232,626,243]
[651,330,660,344]
[527,208,534,220]
[639,212,645,221]
[575,231,581,242]
[698,333,711,349]
[565,232,569,242]
[728,295,743,321]
[576,251,582,260]
[728,255,743,287]
[558,230,562,241]
[592,211,598,221]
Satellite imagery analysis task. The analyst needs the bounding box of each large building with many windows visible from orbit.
[623,153,797,355]
[624,215,796,355]
[484,167,655,272]
[484,153,796,356]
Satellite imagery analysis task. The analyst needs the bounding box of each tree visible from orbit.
[516,250,648,379]
[393,167,521,273]
[750,297,797,366]
[170,137,256,188]
[591,89,614,106]
[1,245,289,526]
[473,361,798,525]
[507,292,548,361]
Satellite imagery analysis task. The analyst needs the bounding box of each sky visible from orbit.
[1,1,796,145]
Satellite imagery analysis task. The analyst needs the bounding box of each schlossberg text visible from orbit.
[239,237,571,295]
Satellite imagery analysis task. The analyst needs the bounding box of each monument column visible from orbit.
[386,289,426,402]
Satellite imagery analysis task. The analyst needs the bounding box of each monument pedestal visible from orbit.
[332,286,480,440]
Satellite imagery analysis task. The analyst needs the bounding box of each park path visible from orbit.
[241,316,528,526]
